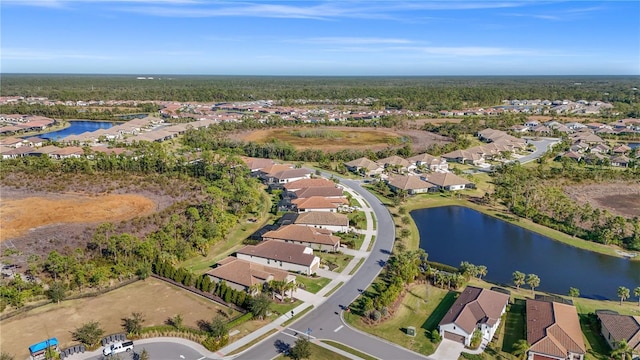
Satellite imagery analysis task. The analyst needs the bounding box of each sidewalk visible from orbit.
[69,180,380,360]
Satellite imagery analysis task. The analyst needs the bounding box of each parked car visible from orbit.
[102,341,134,356]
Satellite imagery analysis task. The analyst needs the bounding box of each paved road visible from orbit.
[518,138,560,164]
[82,341,209,360]
[237,178,430,360]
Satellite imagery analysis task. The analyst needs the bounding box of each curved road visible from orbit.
[237,178,429,360]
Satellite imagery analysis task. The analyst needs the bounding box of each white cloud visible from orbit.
[304,37,414,45]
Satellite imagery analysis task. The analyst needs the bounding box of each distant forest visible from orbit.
[1,74,639,114]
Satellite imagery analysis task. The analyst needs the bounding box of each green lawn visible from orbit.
[270,300,302,317]
[336,232,365,250]
[345,284,450,356]
[348,210,367,230]
[579,313,611,360]
[501,299,526,353]
[275,341,350,360]
[321,340,377,360]
[319,252,354,273]
[421,290,458,332]
[349,258,365,275]
[295,275,331,294]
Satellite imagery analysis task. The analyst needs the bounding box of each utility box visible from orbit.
[406,326,416,337]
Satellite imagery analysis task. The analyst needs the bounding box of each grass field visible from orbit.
[345,284,449,356]
[501,299,525,353]
[319,252,354,272]
[275,341,350,360]
[321,340,377,360]
[0,278,237,359]
[295,276,331,294]
[241,128,402,151]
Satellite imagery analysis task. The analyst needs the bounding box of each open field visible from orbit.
[0,193,156,242]
[229,127,451,152]
[345,283,448,356]
[0,278,237,359]
[564,182,640,218]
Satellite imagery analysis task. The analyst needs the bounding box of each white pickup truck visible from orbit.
[102,341,134,356]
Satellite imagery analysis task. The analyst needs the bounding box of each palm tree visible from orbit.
[513,271,525,290]
[634,287,640,307]
[526,274,540,295]
[511,339,530,360]
[569,287,580,298]
[611,340,633,360]
[477,265,487,279]
[618,286,630,305]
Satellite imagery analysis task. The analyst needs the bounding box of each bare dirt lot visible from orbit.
[564,182,640,218]
[229,126,451,152]
[0,171,208,262]
[0,193,156,242]
[0,278,237,359]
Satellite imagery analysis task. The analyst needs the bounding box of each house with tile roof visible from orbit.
[376,155,412,172]
[283,178,336,192]
[423,172,474,191]
[597,310,640,357]
[293,211,350,233]
[438,286,510,346]
[344,157,384,177]
[205,257,295,294]
[293,186,345,199]
[387,175,436,195]
[236,240,320,275]
[407,153,449,172]
[291,196,348,213]
[526,299,586,360]
[262,224,340,252]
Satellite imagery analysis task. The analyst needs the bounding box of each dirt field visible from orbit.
[564,183,640,218]
[0,193,156,242]
[230,126,451,152]
[0,278,236,359]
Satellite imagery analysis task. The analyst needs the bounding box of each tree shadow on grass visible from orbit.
[421,290,458,332]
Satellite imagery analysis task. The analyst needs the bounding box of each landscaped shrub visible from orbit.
[227,312,253,328]
[201,335,229,352]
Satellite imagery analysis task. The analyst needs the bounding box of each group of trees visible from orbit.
[354,250,427,322]
[512,271,541,294]
[3,75,638,116]
[617,286,640,306]
[0,149,265,310]
[492,162,640,250]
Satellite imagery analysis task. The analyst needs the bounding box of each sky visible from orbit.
[1,0,639,76]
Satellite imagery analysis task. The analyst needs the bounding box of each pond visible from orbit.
[39,120,116,140]
[413,206,640,300]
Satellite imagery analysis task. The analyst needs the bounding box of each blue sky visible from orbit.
[1,1,639,75]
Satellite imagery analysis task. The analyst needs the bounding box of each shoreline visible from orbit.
[391,193,639,261]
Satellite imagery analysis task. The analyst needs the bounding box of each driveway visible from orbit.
[430,339,465,360]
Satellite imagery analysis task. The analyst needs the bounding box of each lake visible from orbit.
[629,143,639,149]
[39,120,115,140]
[413,206,640,300]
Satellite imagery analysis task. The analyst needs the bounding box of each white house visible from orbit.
[236,240,320,275]
[438,286,509,346]
[293,211,350,233]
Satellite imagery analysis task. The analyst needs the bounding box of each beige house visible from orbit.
[438,286,509,346]
[387,175,435,195]
[344,157,384,176]
[293,211,350,233]
[236,240,320,275]
[596,311,640,356]
[205,257,295,294]
[526,299,586,360]
[407,153,449,172]
[291,196,348,213]
[422,173,473,191]
[263,224,340,252]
